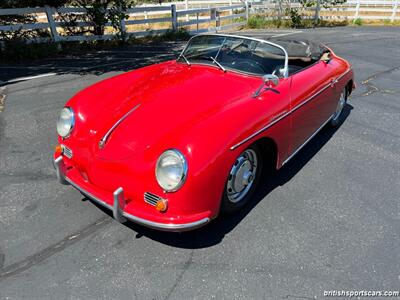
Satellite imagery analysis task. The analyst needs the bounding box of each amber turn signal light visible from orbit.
[155,199,168,212]
[55,144,63,154]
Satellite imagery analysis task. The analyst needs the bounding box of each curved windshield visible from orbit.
[181,35,287,77]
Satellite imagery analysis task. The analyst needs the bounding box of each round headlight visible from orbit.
[156,149,188,192]
[57,107,75,138]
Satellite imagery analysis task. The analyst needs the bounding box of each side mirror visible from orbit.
[253,74,280,98]
[262,74,279,87]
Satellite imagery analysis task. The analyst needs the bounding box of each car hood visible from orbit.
[67,61,261,160]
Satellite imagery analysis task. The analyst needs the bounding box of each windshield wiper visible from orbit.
[210,56,226,73]
[176,53,191,66]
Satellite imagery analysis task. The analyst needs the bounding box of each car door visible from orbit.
[287,61,337,161]
[256,76,292,164]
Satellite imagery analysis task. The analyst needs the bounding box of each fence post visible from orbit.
[245,0,250,21]
[277,0,283,23]
[216,10,221,31]
[230,0,233,15]
[45,6,60,42]
[185,0,189,21]
[144,11,149,27]
[171,4,178,31]
[354,0,360,20]
[210,8,217,32]
[391,0,398,22]
[314,0,321,24]
[120,17,126,39]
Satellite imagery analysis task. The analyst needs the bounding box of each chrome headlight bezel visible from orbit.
[155,149,188,192]
[57,107,75,138]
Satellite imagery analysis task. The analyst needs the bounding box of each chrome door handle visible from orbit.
[330,78,338,87]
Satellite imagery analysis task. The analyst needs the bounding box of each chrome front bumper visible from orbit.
[54,156,209,232]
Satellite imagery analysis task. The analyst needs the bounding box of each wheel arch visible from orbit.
[347,79,354,96]
[253,136,278,171]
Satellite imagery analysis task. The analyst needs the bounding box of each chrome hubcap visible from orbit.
[333,91,346,121]
[227,149,258,203]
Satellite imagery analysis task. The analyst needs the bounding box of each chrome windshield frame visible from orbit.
[179,33,289,78]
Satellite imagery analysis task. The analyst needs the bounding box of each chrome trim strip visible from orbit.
[55,157,209,232]
[336,67,352,81]
[66,176,113,210]
[282,114,334,166]
[180,33,289,78]
[292,82,332,113]
[99,103,140,148]
[121,212,209,232]
[230,82,331,151]
[230,68,352,151]
[230,108,292,151]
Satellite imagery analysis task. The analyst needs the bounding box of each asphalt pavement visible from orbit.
[0,26,399,299]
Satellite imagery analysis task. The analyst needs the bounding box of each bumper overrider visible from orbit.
[54,156,210,232]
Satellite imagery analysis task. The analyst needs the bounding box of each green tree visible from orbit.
[69,0,134,37]
[283,0,347,28]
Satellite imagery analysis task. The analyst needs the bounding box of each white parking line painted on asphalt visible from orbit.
[96,50,177,54]
[0,66,87,70]
[238,31,302,37]
[1,57,147,84]
[48,53,176,60]
[5,73,57,84]
[272,31,303,37]
[231,30,303,37]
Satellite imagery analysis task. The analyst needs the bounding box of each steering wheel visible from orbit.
[233,60,268,74]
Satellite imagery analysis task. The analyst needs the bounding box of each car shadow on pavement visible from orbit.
[0,42,186,85]
[87,104,353,248]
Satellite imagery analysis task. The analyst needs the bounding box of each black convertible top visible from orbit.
[239,34,328,61]
[268,38,328,60]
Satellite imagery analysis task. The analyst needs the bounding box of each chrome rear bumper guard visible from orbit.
[54,156,209,232]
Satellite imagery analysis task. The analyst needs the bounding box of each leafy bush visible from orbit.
[64,0,135,38]
[287,8,302,28]
[247,15,266,28]
[162,28,190,41]
[353,18,363,25]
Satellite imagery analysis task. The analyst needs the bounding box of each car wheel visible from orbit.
[330,87,347,127]
[221,144,262,214]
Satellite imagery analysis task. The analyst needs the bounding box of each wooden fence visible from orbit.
[251,0,400,22]
[0,2,247,43]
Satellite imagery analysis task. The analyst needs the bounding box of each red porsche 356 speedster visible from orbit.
[54,33,354,231]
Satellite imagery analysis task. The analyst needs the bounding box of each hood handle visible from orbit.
[98,103,141,149]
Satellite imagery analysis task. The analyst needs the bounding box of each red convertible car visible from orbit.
[54,33,354,231]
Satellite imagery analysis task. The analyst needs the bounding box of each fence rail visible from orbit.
[251,0,400,22]
[0,2,247,43]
